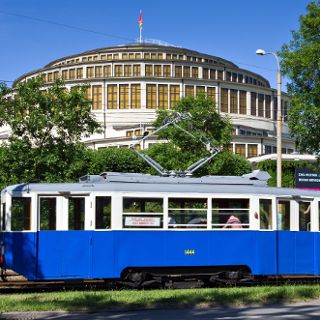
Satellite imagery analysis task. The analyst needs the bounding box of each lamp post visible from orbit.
[256,49,282,188]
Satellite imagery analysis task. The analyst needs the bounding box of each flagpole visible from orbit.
[140,27,142,43]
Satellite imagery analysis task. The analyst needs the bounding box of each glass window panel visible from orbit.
[115,65,123,77]
[11,198,31,231]
[133,64,141,77]
[170,85,180,109]
[145,64,153,77]
[92,85,102,110]
[95,66,102,78]
[146,84,157,109]
[265,95,271,118]
[203,68,209,79]
[163,65,171,77]
[258,94,264,117]
[169,198,207,229]
[131,84,141,109]
[154,65,161,77]
[107,84,118,109]
[76,68,83,79]
[239,91,247,114]
[185,85,194,97]
[251,92,257,116]
[192,67,198,79]
[230,89,238,113]
[123,198,163,213]
[119,84,129,109]
[183,66,190,78]
[158,84,168,109]
[207,87,216,102]
[40,198,56,230]
[277,200,290,230]
[68,197,85,230]
[299,201,311,231]
[175,66,182,78]
[260,199,272,230]
[221,88,228,112]
[212,198,249,229]
[248,144,258,158]
[196,86,205,96]
[95,197,111,229]
[235,144,246,157]
[104,65,111,77]
[86,67,94,78]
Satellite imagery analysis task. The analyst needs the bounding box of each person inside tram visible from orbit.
[223,214,242,229]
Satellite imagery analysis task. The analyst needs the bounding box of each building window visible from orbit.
[131,84,141,109]
[217,70,223,80]
[113,53,119,60]
[258,94,264,117]
[192,67,198,79]
[119,84,129,109]
[129,53,134,60]
[115,65,123,77]
[122,53,128,60]
[247,144,258,158]
[210,69,216,80]
[145,64,153,77]
[62,70,68,80]
[265,145,272,154]
[86,67,94,78]
[107,84,118,109]
[207,87,216,102]
[124,65,132,77]
[47,73,53,82]
[151,53,157,60]
[154,65,161,77]
[230,89,238,113]
[226,72,231,81]
[239,91,247,114]
[183,66,190,78]
[221,88,228,112]
[69,69,75,80]
[53,71,59,80]
[135,53,141,59]
[104,65,111,77]
[265,95,271,118]
[203,68,209,79]
[133,64,141,77]
[196,86,205,96]
[92,85,102,110]
[76,68,83,79]
[175,66,182,78]
[185,85,194,97]
[144,53,150,59]
[251,92,257,116]
[170,85,180,109]
[163,65,171,77]
[146,84,157,109]
[95,66,102,78]
[232,73,237,82]
[158,84,168,110]
[235,144,246,157]
[107,54,112,60]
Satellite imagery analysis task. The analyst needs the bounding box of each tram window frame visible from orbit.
[259,199,273,230]
[95,196,111,229]
[122,197,164,229]
[68,197,85,231]
[11,197,31,231]
[211,198,249,229]
[168,198,207,229]
[0,203,5,231]
[39,197,57,231]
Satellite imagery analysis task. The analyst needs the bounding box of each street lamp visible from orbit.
[256,49,282,188]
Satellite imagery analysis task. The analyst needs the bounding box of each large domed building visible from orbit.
[12,42,294,158]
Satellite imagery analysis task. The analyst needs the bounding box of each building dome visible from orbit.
[13,42,294,158]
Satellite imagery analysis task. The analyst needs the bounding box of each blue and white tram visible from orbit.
[0,170,320,284]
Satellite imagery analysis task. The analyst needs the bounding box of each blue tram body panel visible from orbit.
[2,230,320,280]
[3,232,37,280]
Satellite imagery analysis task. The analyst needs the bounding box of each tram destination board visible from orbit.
[295,167,320,189]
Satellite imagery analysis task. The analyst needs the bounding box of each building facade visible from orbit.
[12,42,294,158]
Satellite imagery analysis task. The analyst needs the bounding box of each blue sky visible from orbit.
[0,0,310,89]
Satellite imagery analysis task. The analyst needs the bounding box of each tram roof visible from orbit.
[2,171,320,198]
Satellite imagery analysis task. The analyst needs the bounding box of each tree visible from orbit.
[0,78,101,186]
[280,1,320,154]
[146,94,251,176]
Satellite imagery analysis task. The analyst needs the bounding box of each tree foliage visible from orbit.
[0,78,101,186]
[147,94,251,176]
[280,0,320,154]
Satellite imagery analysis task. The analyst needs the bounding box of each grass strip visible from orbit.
[0,285,320,312]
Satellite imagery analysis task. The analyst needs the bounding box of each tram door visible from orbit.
[37,194,92,279]
[277,198,315,275]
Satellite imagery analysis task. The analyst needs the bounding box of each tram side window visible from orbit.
[260,199,272,230]
[96,197,111,229]
[168,198,207,229]
[212,198,249,229]
[277,200,290,230]
[122,197,163,228]
[11,197,31,231]
[40,198,56,230]
[68,197,85,230]
[299,201,311,231]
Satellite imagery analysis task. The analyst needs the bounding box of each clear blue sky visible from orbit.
[0,0,310,89]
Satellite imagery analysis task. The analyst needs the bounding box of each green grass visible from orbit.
[1,285,320,312]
